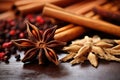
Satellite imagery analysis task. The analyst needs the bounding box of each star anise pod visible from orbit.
[12,21,66,65]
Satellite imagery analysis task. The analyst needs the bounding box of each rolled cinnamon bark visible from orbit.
[55,26,86,42]
[42,6,120,37]
[0,1,14,12]
[73,0,107,14]
[12,0,39,10]
[0,11,15,20]
[15,0,79,15]
[46,2,108,42]
[93,6,120,22]
[45,0,106,14]
[55,24,74,34]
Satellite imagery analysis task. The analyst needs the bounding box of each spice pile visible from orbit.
[61,35,120,67]
[12,21,66,65]
[0,0,120,67]
[0,14,54,63]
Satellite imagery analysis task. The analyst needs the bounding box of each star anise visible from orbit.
[61,35,120,67]
[12,21,66,65]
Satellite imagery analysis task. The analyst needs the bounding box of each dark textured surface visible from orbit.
[0,52,120,80]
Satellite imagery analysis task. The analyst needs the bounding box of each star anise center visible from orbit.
[36,41,47,48]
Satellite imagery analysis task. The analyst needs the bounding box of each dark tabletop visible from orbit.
[0,30,120,80]
[0,51,120,80]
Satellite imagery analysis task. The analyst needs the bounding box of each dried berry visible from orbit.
[36,16,44,24]
[19,32,24,38]
[9,30,16,36]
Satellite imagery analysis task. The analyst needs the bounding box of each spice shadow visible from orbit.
[22,63,69,78]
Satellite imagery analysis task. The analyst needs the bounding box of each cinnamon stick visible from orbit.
[64,0,92,12]
[12,0,38,10]
[42,6,120,37]
[47,2,108,42]
[45,2,88,41]
[13,0,77,8]
[84,2,114,19]
[91,2,115,19]
[12,0,47,10]
[0,11,15,20]
[74,0,107,15]
[45,0,106,14]
[0,1,14,12]
[93,6,120,22]
[13,0,40,7]
[55,24,74,34]
[15,0,79,15]
[45,1,106,25]
[55,26,86,42]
